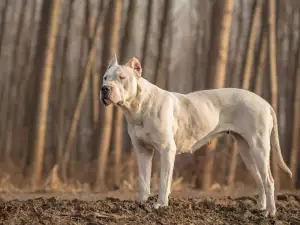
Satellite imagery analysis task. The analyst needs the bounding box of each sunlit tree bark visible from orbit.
[95,0,122,189]
[202,0,234,190]
[28,0,61,187]
[268,0,280,190]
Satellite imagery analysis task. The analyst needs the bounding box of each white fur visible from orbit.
[101,57,292,217]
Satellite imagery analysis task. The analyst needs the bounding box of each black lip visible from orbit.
[101,97,111,106]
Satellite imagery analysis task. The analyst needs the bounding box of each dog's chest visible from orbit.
[129,120,165,150]
[132,122,149,139]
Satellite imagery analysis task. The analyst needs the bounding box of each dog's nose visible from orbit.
[101,85,111,94]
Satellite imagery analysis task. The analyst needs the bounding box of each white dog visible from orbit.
[100,56,292,217]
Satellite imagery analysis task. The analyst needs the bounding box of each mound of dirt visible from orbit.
[0,193,299,225]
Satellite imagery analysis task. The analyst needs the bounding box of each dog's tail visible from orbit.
[270,107,292,178]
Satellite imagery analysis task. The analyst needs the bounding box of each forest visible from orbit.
[0,0,299,194]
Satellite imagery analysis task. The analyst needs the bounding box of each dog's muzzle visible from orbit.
[101,85,112,106]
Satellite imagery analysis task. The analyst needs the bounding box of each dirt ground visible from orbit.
[0,189,299,225]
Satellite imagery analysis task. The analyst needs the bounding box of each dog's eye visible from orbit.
[119,75,125,80]
[103,76,107,81]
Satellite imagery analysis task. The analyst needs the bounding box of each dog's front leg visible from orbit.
[135,147,154,203]
[153,147,176,209]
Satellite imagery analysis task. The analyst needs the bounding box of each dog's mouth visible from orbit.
[102,97,112,106]
[101,95,124,107]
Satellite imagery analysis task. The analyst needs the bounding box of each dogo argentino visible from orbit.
[100,56,292,217]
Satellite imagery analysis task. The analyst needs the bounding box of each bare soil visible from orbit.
[0,189,299,225]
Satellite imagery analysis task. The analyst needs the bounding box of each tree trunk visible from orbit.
[0,0,9,157]
[231,0,255,88]
[153,0,172,88]
[193,0,210,188]
[202,0,234,191]
[28,0,61,188]
[227,0,264,188]
[95,0,122,189]
[59,11,104,183]
[19,0,37,169]
[124,0,151,184]
[192,0,205,92]
[283,3,295,166]
[91,0,104,127]
[141,0,153,67]
[289,42,300,189]
[202,141,217,190]
[242,0,264,90]
[268,0,280,190]
[10,0,31,164]
[119,0,136,63]
[56,0,74,164]
[0,0,8,58]
[3,0,28,162]
[111,0,137,188]
[254,29,267,96]
[127,146,136,184]
[206,0,234,89]
[227,140,238,187]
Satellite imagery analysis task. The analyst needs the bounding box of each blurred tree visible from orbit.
[243,0,264,90]
[192,0,206,92]
[227,0,265,188]
[0,0,299,190]
[91,1,104,128]
[60,0,104,183]
[18,0,37,169]
[56,0,74,165]
[141,0,153,67]
[193,0,209,189]
[202,0,234,191]
[121,0,139,185]
[282,2,295,166]
[0,0,9,159]
[154,0,172,88]
[254,29,267,96]
[231,0,255,88]
[27,0,61,187]
[112,0,137,188]
[3,0,28,162]
[95,0,122,189]
[289,25,300,189]
[268,0,280,190]
[0,0,8,59]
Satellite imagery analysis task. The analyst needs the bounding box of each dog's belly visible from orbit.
[174,131,212,154]
[174,135,198,154]
[173,115,217,154]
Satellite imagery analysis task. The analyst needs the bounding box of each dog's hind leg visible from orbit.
[233,134,266,211]
[251,135,276,217]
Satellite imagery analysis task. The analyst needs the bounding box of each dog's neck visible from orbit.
[120,77,158,123]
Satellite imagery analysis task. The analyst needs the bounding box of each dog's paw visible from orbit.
[138,198,149,205]
[152,201,168,209]
[153,202,162,209]
[138,193,150,204]
[257,202,266,211]
[263,209,276,218]
[268,209,276,218]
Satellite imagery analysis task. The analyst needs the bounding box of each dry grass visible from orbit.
[42,164,91,193]
[0,173,20,193]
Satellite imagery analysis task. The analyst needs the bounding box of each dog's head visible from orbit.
[101,55,142,107]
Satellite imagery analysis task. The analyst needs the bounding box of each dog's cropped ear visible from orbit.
[125,57,142,77]
[108,54,118,68]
